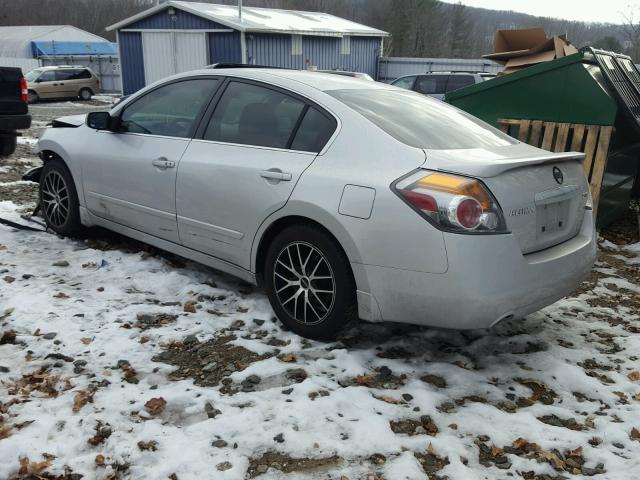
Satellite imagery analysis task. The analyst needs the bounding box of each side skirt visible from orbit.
[86,211,257,285]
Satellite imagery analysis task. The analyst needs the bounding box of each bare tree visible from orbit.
[0,0,633,59]
[621,6,640,60]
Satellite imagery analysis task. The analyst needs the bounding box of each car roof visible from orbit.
[424,71,479,75]
[186,68,391,92]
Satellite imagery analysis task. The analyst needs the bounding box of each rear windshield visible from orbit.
[327,89,517,150]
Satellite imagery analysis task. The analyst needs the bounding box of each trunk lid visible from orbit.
[425,144,589,254]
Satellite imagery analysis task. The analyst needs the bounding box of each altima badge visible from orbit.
[553,166,564,184]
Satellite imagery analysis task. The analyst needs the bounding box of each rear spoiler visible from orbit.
[424,148,585,178]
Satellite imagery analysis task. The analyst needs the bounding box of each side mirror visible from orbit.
[86,111,113,131]
[34,78,41,83]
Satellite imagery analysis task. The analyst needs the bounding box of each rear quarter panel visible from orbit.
[252,100,449,277]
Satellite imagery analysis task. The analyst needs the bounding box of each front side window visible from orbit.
[414,75,449,95]
[328,88,517,150]
[25,69,43,82]
[204,81,306,149]
[119,78,219,138]
[391,76,416,90]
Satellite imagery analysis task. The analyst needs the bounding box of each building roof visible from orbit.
[0,25,111,58]
[107,1,389,37]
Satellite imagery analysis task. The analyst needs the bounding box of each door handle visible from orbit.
[260,169,292,181]
[152,157,175,169]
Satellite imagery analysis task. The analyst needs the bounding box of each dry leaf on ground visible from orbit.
[145,397,167,416]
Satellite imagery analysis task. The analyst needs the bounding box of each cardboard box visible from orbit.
[483,28,578,74]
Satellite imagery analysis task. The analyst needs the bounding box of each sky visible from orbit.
[439,0,636,24]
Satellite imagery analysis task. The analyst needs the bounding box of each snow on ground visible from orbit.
[0,197,639,479]
[1,101,640,479]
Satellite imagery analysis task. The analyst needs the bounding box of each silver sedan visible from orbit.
[35,69,596,340]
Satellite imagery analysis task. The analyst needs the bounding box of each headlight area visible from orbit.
[392,169,509,234]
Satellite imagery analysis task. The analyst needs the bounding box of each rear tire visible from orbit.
[0,134,17,156]
[264,225,357,341]
[39,159,82,237]
[79,88,92,101]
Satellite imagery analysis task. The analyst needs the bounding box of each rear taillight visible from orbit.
[20,77,28,103]
[393,170,507,233]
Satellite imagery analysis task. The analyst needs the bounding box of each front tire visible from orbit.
[27,90,39,104]
[78,88,92,101]
[39,160,82,236]
[264,225,357,341]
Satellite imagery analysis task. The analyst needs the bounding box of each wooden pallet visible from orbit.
[498,119,614,214]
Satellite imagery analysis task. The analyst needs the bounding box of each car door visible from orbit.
[53,70,78,98]
[82,77,220,243]
[414,74,449,100]
[176,79,337,269]
[34,70,58,99]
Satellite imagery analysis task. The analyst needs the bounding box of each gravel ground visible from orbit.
[0,102,639,480]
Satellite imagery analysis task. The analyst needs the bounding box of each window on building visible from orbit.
[204,81,306,149]
[291,35,303,55]
[340,35,351,55]
[119,78,219,138]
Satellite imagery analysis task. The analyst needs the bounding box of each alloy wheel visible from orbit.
[273,241,336,325]
[41,170,70,228]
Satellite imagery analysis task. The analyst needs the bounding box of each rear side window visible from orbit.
[446,75,475,92]
[290,107,336,152]
[55,70,75,81]
[120,78,219,138]
[328,88,517,150]
[391,76,416,90]
[73,69,92,80]
[414,75,448,95]
[204,81,306,149]
[56,69,92,81]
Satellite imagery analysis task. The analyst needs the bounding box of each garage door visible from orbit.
[176,33,208,73]
[142,32,208,85]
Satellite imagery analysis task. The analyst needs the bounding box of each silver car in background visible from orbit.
[391,71,492,100]
[35,69,596,340]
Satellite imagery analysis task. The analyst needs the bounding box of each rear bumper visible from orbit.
[0,114,31,132]
[359,209,596,329]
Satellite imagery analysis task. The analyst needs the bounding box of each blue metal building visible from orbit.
[107,1,388,95]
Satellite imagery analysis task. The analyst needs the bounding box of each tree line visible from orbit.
[0,0,637,61]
